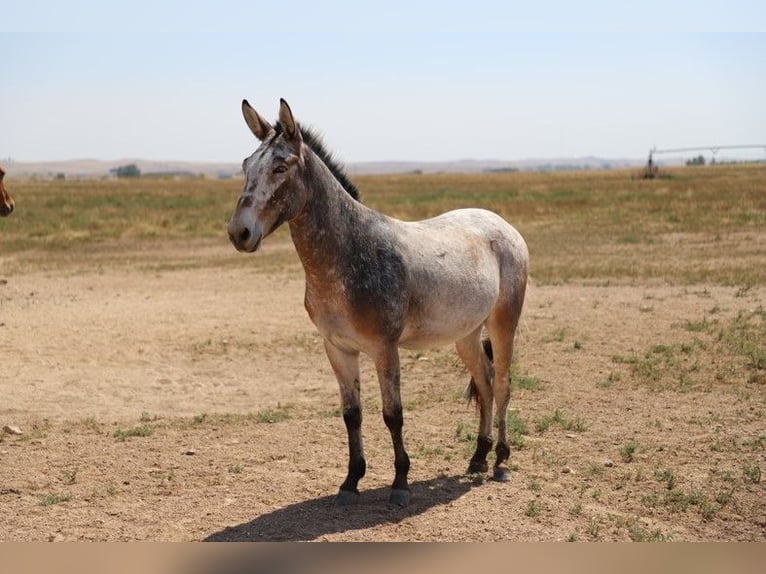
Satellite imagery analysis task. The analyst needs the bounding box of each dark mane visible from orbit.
[274,121,361,202]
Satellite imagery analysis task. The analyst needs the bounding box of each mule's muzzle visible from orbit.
[0,201,13,217]
[227,220,262,253]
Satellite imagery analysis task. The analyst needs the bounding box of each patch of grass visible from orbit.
[7,166,766,285]
[455,420,474,442]
[514,373,542,392]
[507,411,529,449]
[319,408,342,419]
[613,340,707,392]
[643,487,707,515]
[61,467,79,486]
[742,460,761,484]
[187,407,293,427]
[254,407,291,424]
[586,516,602,539]
[718,307,766,375]
[80,416,101,432]
[113,424,154,441]
[542,327,567,343]
[654,468,676,490]
[620,441,638,463]
[741,435,766,450]
[464,472,483,486]
[38,493,71,506]
[139,411,156,422]
[664,488,706,513]
[714,486,736,507]
[524,499,545,518]
[535,409,587,434]
[228,463,244,474]
[455,420,477,458]
[412,445,445,459]
[628,524,671,542]
[619,307,765,392]
[192,413,208,425]
[684,317,716,333]
[584,462,604,477]
[596,372,620,389]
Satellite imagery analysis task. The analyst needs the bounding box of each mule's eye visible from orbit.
[273,165,288,174]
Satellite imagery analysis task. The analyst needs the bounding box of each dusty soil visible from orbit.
[1,239,764,541]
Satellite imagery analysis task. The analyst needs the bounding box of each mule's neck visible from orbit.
[287,151,375,277]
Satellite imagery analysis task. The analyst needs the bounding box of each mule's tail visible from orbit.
[464,338,494,407]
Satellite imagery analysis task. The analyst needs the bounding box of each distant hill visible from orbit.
[3,156,680,179]
[2,159,242,179]
[345,157,653,175]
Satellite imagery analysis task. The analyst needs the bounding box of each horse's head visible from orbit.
[227,98,308,253]
[0,167,14,217]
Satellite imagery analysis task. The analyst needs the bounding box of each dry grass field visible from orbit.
[1,165,764,541]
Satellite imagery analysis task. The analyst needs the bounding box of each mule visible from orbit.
[0,167,14,216]
[227,99,528,506]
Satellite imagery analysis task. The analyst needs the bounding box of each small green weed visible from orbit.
[61,467,79,485]
[38,493,71,506]
[654,468,676,490]
[525,499,545,517]
[514,373,542,391]
[113,424,154,441]
[254,407,291,424]
[597,372,620,389]
[542,327,567,343]
[620,441,638,462]
[535,409,587,433]
[412,445,445,459]
[628,524,671,542]
[507,411,529,449]
[742,460,761,484]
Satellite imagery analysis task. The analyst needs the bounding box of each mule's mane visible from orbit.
[274,121,361,202]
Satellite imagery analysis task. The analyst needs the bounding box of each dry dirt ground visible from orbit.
[1,239,764,541]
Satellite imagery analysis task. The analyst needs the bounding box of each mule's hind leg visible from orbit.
[324,340,366,506]
[456,327,494,474]
[487,314,519,482]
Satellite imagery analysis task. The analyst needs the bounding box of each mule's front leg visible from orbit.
[375,345,411,507]
[324,341,366,506]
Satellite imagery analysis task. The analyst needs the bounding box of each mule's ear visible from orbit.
[242,99,274,141]
[278,98,301,143]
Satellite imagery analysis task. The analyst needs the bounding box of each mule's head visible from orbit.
[0,167,14,217]
[227,99,308,253]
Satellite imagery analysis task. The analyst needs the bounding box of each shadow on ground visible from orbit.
[203,474,473,542]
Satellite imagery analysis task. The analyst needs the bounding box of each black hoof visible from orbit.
[467,460,489,474]
[335,488,360,506]
[493,466,512,482]
[388,488,411,507]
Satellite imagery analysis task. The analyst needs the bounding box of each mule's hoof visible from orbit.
[335,489,360,506]
[493,466,512,482]
[467,461,489,474]
[388,488,411,507]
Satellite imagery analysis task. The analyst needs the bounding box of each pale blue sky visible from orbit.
[2,2,765,163]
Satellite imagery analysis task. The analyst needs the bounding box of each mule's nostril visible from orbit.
[238,227,251,243]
